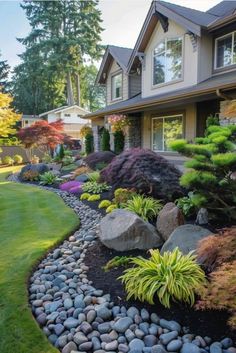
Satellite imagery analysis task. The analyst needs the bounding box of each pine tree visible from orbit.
[0,51,10,92]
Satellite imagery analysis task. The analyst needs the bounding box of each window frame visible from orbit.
[151,114,184,152]
[111,72,123,101]
[152,36,184,87]
[214,31,236,70]
[64,113,71,117]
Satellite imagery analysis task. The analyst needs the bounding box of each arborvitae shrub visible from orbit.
[101,128,110,151]
[58,144,65,160]
[170,124,236,223]
[114,130,125,154]
[84,151,115,170]
[100,148,183,201]
[85,133,94,155]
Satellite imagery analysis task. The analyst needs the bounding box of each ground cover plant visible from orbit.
[39,171,62,185]
[120,248,206,308]
[100,148,183,201]
[0,166,79,353]
[103,256,133,272]
[82,181,111,194]
[170,124,236,223]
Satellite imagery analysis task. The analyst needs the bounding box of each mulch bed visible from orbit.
[85,241,236,343]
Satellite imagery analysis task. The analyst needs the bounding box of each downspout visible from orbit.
[216,89,232,101]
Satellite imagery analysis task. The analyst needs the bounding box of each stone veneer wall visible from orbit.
[92,126,102,152]
[124,116,142,150]
[219,100,236,126]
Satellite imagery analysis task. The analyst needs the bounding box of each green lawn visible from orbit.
[0,166,79,353]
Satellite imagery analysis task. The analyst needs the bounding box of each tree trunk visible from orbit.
[66,71,74,106]
[75,72,80,106]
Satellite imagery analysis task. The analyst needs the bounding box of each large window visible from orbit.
[215,32,236,69]
[153,37,183,85]
[152,115,183,152]
[111,73,122,100]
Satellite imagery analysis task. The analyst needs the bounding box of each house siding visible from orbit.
[106,59,129,106]
[129,73,142,98]
[142,20,198,98]
[198,33,213,82]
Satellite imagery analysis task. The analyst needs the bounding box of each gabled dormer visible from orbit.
[96,45,141,106]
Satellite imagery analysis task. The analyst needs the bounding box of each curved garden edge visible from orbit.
[10,171,236,353]
[0,169,79,353]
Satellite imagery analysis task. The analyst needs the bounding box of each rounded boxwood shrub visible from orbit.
[84,151,115,170]
[13,154,23,164]
[100,148,183,201]
[3,156,14,165]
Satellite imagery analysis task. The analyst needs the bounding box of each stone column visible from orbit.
[92,125,100,152]
[219,100,236,126]
[124,116,141,150]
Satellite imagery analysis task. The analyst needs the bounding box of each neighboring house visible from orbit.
[39,105,91,139]
[86,0,236,165]
[21,115,42,128]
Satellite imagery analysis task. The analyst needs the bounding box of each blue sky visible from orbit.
[0,0,220,71]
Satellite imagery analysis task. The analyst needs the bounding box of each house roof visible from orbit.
[85,70,236,119]
[39,105,90,118]
[22,115,41,120]
[96,45,133,84]
[207,1,236,17]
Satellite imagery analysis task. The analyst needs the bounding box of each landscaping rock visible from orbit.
[64,317,79,329]
[19,163,49,180]
[196,208,208,226]
[99,209,163,251]
[181,343,201,353]
[156,202,184,241]
[113,317,133,333]
[62,342,78,353]
[161,224,212,254]
[75,174,88,182]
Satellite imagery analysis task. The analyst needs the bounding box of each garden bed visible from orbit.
[85,241,235,343]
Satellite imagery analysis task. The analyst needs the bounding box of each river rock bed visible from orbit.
[8,173,236,353]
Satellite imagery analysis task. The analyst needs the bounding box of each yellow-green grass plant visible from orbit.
[124,194,162,221]
[120,248,206,308]
[0,166,79,353]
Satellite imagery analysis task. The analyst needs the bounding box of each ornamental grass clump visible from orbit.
[170,124,236,223]
[124,194,162,221]
[120,248,206,308]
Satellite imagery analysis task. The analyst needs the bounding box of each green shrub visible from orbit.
[13,154,23,164]
[113,187,137,206]
[22,170,39,181]
[98,199,112,209]
[170,124,236,222]
[176,192,196,217]
[87,194,101,201]
[85,133,94,155]
[120,248,206,307]
[114,130,125,154]
[124,194,162,221]
[42,153,53,163]
[101,128,110,151]
[58,144,65,160]
[103,256,133,272]
[106,204,118,213]
[80,193,91,200]
[95,161,108,170]
[82,181,111,194]
[3,156,14,165]
[206,115,220,128]
[62,155,74,166]
[87,171,100,182]
[0,158,2,165]
[39,171,61,185]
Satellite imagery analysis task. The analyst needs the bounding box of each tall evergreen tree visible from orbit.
[17,0,103,110]
[0,51,10,91]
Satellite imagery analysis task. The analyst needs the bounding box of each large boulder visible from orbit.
[161,224,212,254]
[156,202,184,241]
[99,209,163,251]
[84,151,115,170]
[19,163,49,180]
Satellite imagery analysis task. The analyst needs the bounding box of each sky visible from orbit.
[0,0,221,71]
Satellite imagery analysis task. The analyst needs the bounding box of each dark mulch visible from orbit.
[84,241,236,343]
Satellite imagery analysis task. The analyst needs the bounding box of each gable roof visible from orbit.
[39,105,90,118]
[96,45,133,84]
[207,1,236,17]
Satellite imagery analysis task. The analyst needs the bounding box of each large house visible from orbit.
[86,0,236,164]
[39,105,90,140]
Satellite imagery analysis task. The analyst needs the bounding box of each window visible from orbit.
[153,37,183,85]
[64,113,71,117]
[111,73,122,100]
[215,32,236,69]
[152,115,183,151]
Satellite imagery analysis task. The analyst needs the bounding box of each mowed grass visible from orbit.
[0,166,79,353]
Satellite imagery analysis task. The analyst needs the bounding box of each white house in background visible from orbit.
[21,115,42,128]
[39,105,91,139]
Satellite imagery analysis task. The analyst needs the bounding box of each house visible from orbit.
[86,0,236,165]
[39,105,91,140]
[21,115,42,128]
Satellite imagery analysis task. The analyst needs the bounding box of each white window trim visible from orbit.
[151,114,183,152]
[111,72,123,101]
[214,31,236,70]
[152,36,184,88]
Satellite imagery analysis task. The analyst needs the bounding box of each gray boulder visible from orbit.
[19,163,49,180]
[99,209,163,251]
[75,174,89,182]
[156,202,184,241]
[161,224,212,254]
